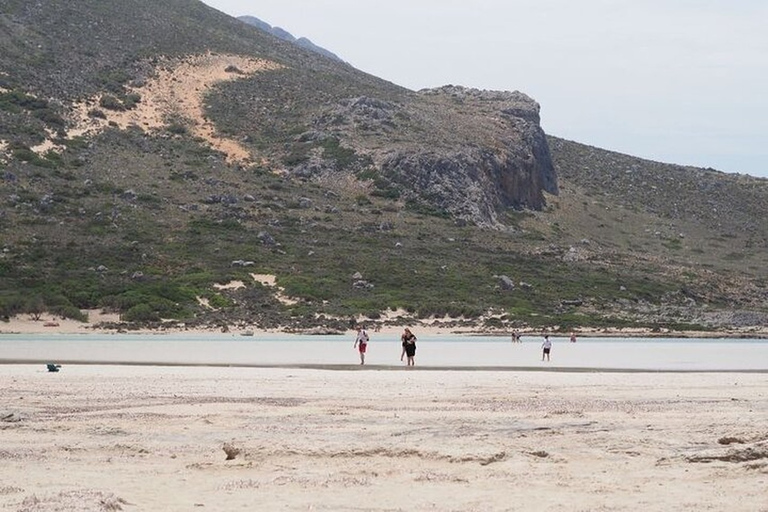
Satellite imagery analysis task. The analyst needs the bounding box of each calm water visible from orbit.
[1,333,767,371]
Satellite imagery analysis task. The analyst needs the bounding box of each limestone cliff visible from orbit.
[301,86,557,226]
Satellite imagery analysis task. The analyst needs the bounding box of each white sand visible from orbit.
[1,365,766,511]
[0,310,123,335]
[0,310,481,338]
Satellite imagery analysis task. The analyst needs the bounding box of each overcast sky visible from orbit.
[202,0,767,178]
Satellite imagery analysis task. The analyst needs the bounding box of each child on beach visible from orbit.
[542,335,552,361]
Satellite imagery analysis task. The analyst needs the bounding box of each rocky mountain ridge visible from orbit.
[238,15,343,62]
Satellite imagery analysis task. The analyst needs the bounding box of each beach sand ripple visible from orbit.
[1,366,766,511]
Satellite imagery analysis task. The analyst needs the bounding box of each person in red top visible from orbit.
[353,326,369,365]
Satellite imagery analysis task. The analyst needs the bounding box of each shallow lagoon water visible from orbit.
[1,333,767,371]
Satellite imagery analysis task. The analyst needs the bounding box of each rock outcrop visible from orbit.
[305,86,557,226]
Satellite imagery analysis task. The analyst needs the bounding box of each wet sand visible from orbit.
[1,365,767,511]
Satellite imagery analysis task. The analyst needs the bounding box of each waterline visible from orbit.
[1,333,767,371]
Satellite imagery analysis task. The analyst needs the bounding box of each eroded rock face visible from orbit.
[380,142,555,225]
[308,86,558,226]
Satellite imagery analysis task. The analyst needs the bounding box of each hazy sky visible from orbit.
[202,0,768,177]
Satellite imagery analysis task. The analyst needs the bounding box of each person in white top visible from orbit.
[541,335,552,361]
[353,326,369,365]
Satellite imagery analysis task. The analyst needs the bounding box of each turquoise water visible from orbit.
[1,333,767,371]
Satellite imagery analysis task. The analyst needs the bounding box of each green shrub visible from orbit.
[11,147,49,166]
[320,137,358,169]
[483,317,505,328]
[49,304,88,322]
[33,108,65,126]
[0,90,48,112]
[208,293,233,309]
[99,95,124,111]
[167,123,188,135]
[97,69,131,94]
[405,200,450,218]
[123,93,142,110]
[88,108,107,119]
[282,146,309,167]
[356,168,379,181]
[0,296,26,318]
[123,303,160,322]
[371,178,401,199]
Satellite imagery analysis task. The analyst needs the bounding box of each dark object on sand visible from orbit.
[1,412,22,423]
[222,443,241,460]
[46,364,61,372]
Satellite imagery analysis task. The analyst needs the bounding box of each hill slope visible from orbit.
[0,0,766,333]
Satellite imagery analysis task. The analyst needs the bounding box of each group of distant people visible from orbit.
[353,326,417,366]
[354,327,578,365]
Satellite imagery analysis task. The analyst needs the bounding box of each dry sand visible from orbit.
[0,311,124,336]
[1,365,766,511]
[0,309,484,338]
[6,310,766,339]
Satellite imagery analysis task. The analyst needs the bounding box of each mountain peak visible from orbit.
[238,15,344,63]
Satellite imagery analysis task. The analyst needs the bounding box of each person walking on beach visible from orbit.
[400,328,417,366]
[542,335,552,361]
[353,325,369,365]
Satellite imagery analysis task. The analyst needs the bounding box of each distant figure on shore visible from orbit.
[512,331,522,343]
[541,335,552,361]
[400,328,417,366]
[570,332,577,343]
[46,363,61,372]
[353,326,369,365]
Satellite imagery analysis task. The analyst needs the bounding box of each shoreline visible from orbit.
[2,310,767,339]
[2,360,768,373]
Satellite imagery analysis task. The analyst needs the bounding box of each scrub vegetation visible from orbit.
[1,0,766,333]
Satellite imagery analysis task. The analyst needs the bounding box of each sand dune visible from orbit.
[63,53,281,165]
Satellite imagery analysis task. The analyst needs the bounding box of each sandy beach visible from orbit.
[1,364,766,511]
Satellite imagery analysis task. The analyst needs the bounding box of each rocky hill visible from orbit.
[545,137,768,330]
[1,0,766,334]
